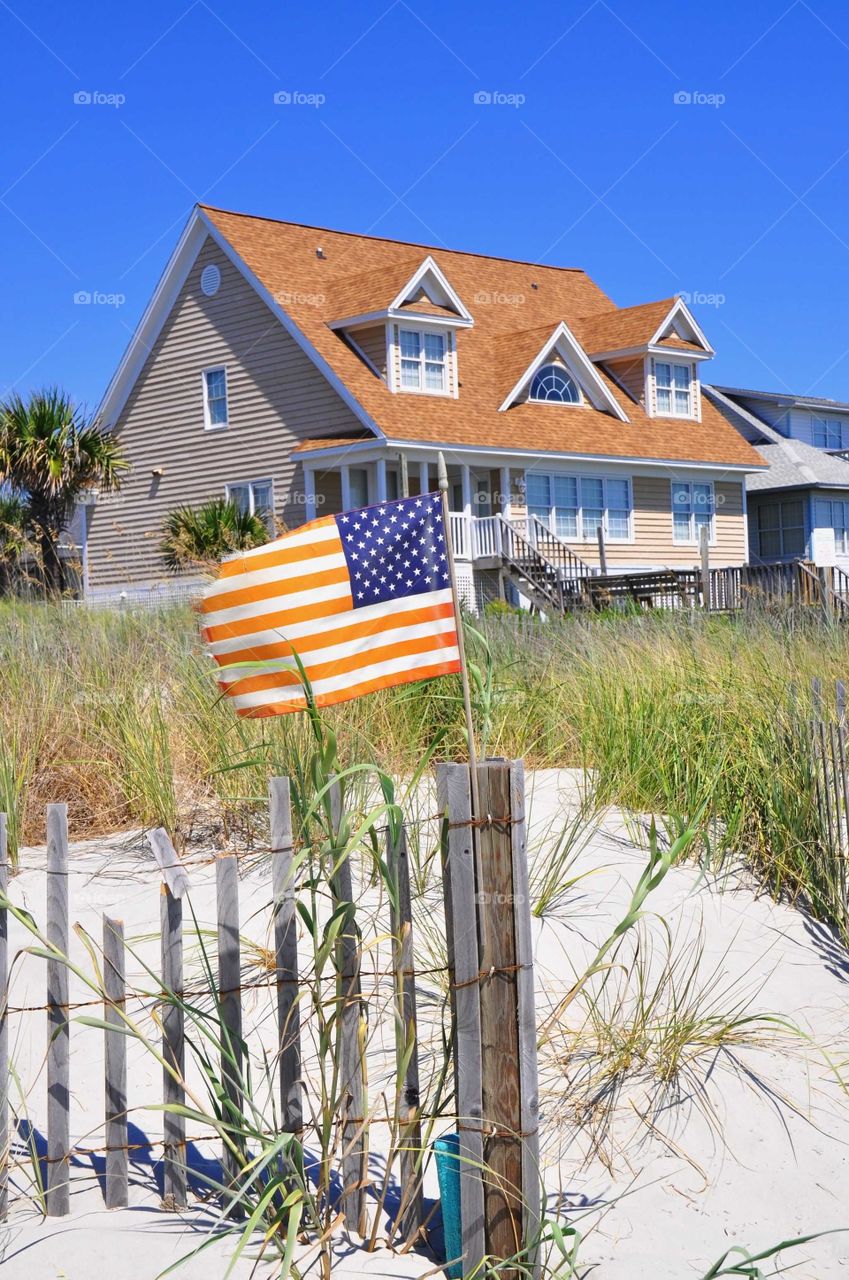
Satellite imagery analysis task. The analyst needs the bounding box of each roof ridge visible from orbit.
[197,203,592,274]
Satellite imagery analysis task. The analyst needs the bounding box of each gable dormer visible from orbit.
[576,296,713,422]
[328,255,472,399]
[498,322,630,421]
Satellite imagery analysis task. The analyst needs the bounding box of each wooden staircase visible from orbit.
[497,516,592,613]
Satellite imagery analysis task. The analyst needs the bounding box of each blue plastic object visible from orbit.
[433,1132,463,1279]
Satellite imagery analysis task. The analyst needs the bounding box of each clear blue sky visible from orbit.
[3,0,849,411]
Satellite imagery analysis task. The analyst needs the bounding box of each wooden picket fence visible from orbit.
[0,760,540,1278]
[805,679,849,934]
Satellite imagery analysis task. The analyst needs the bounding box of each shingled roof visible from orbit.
[196,205,765,470]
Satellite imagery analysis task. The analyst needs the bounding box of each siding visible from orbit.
[87,237,365,588]
[604,357,646,407]
[350,325,387,379]
[560,476,746,569]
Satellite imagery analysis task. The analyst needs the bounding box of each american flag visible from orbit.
[201,492,461,717]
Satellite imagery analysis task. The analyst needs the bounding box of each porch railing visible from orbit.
[447,512,594,580]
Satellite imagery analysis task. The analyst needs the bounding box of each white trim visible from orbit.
[395,324,452,397]
[303,466,317,521]
[388,255,474,323]
[650,356,700,421]
[498,322,630,422]
[340,465,352,511]
[330,308,472,331]
[650,297,714,356]
[375,456,387,503]
[202,364,229,431]
[499,465,511,519]
[418,460,430,495]
[592,342,712,362]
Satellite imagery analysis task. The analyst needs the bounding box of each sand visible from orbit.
[1,770,848,1279]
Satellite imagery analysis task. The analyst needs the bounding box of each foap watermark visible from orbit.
[473,290,525,307]
[678,289,726,308]
[273,90,325,107]
[274,289,326,308]
[673,90,725,108]
[473,89,525,108]
[73,90,125,108]
[73,290,125,307]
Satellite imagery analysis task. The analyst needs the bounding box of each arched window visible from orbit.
[529,364,580,403]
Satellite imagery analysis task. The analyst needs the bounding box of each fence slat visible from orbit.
[270,778,302,1139]
[46,803,70,1217]
[437,762,485,1277]
[160,884,186,1208]
[509,760,541,1277]
[0,814,7,1222]
[329,780,368,1233]
[388,822,424,1243]
[103,916,128,1209]
[477,763,523,1263]
[216,855,243,1214]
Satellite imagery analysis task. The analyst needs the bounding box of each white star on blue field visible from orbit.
[335,494,450,605]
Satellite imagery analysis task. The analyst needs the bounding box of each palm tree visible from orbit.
[160,497,270,572]
[0,388,127,592]
[0,493,31,593]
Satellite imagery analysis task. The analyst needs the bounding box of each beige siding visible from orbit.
[87,237,365,588]
[350,324,387,378]
[604,357,646,407]
[560,476,746,569]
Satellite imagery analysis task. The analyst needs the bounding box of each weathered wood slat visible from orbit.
[387,822,424,1243]
[437,762,485,1277]
[216,855,243,1214]
[477,763,523,1265]
[270,777,302,1138]
[160,885,186,1208]
[103,916,128,1209]
[46,804,70,1217]
[329,780,368,1234]
[0,814,7,1222]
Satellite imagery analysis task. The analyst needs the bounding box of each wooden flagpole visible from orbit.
[438,453,481,818]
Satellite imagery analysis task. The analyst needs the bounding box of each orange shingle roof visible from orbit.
[200,206,763,470]
[573,298,677,353]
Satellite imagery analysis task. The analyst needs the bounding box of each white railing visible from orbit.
[449,512,472,560]
[449,514,506,560]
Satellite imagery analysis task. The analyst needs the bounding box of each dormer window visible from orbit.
[529,364,581,404]
[399,328,447,393]
[655,361,692,417]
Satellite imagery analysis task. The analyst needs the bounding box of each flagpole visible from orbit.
[438,454,481,819]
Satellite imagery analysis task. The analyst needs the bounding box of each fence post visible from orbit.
[160,884,186,1208]
[437,762,485,1277]
[387,821,424,1243]
[0,814,7,1222]
[700,525,710,610]
[329,779,368,1234]
[596,526,608,575]
[216,855,243,1214]
[103,916,128,1209]
[46,803,70,1218]
[270,777,302,1139]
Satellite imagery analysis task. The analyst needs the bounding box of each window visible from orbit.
[812,417,845,450]
[526,472,631,541]
[203,367,228,429]
[529,363,580,404]
[226,479,274,532]
[672,481,714,544]
[815,499,849,554]
[398,328,446,392]
[758,499,805,559]
[655,362,692,417]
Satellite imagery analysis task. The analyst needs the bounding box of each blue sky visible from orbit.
[3,0,849,410]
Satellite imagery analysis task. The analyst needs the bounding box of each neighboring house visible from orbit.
[707,385,849,570]
[85,205,766,606]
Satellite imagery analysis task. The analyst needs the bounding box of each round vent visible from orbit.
[200,264,221,297]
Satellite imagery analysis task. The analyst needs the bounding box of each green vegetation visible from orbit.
[160,497,270,572]
[0,387,127,592]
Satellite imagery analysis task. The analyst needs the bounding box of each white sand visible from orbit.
[1,770,848,1279]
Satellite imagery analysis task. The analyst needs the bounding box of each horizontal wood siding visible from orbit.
[351,325,387,379]
[604,358,646,407]
[87,237,365,588]
[560,476,746,569]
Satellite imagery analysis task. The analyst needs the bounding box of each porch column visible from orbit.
[461,464,473,519]
[340,465,352,512]
[303,467,317,522]
[419,460,430,497]
[375,456,387,503]
[499,466,511,519]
